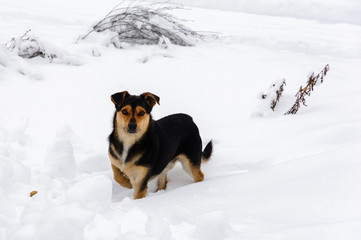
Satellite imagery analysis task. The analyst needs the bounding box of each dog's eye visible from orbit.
[121,109,128,115]
[138,111,145,116]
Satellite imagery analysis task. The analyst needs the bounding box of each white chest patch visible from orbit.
[121,149,128,165]
[119,135,137,170]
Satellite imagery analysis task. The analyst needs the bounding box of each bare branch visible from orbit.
[285,64,330,115]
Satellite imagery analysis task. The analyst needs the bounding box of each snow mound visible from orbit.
[0,45,42,80]
[195,211,234,240]
[0,122,31,190]
[83,215,120,240]
[36,204,94,240]
[44,126,77,179]
[77,153,110,174]
[67,175,112,212]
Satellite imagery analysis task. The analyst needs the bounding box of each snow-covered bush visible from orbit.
[5,30,82,65]
[81,0,205,47]
[261,78,286,111]
[253,78,286,117]
[6,30,56,61]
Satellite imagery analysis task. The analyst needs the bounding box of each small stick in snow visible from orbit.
[30,191,38,197]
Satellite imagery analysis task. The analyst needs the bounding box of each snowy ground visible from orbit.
[1,0,361,239]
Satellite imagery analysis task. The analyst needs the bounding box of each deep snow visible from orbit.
[1,0,361,239]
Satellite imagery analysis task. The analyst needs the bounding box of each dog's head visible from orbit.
[111,91,160,136]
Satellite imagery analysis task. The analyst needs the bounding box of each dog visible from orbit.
[108,91,213,199]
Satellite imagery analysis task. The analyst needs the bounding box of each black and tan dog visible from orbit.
[108,91,213,199]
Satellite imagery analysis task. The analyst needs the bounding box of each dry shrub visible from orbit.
[81,0,206,47]
[285,64,330,115]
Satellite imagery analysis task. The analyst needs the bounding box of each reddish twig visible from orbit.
[285,64,330,115]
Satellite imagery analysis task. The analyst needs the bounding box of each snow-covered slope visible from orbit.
[174,0,361,25]
[1,0,361,239]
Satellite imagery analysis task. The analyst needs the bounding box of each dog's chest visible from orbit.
[119,137,137,166]
[121,148,129,165]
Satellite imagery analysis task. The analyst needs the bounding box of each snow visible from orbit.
[171,0,361,26]
[1,0,361,240]
[44,126,77,178]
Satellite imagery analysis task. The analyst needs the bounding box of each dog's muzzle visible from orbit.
[127,122,137,134]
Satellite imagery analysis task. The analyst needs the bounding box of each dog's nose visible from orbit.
[128,122,137,133]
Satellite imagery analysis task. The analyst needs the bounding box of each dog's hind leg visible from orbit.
[179,154,204,183]
[157,161,176,191]
[157,173,167,191]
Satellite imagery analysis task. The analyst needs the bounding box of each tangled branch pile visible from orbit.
[285,64,330,115]
[262,79,286,111]
[81,0,205,47]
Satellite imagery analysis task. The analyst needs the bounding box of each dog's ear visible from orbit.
[141,92,160,109]
[111,91,130,107]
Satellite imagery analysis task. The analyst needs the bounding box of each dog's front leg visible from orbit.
[133,179,149,199]
[125,166,150,199]
[111,164,132,189]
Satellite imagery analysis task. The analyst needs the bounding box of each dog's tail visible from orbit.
[201,140,213,163]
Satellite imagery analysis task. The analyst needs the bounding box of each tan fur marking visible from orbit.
[157,174,167,191]
[134,186,148,199]
[135,106,146,115]
[134,106,150,139]
[109,150,132,188]
[122,159,147,183]
[122,162,150,199]
[178,154,204,182]
[111,164,132,189]
[141,92,160,108]
[115,106,150,146]
[116,106,133,135]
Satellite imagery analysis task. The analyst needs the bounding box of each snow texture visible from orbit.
[0,0,361,240]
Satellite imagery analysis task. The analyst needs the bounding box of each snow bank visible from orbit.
[173,0,361,25]
[0,123,116,240]
[44,127,77,178]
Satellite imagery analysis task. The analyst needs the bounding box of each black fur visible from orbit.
[202,141,213,161]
